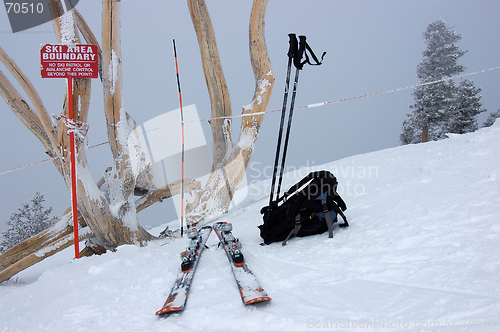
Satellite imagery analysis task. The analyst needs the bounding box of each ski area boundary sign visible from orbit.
[40,43,99,259]
[40,44,98,79]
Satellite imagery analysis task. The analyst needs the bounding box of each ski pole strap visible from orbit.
[303,38,326,66]
[295,35,326,70]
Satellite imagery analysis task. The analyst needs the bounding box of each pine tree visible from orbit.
[405,81,458,143]
[417,20,466,82]
[400,114,420,145]
[483,110,500,128]
[445,79,486,134]
[0,192,58,253]
[401,20,473,144]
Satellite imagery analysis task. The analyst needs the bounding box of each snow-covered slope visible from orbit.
[1,122,500,332]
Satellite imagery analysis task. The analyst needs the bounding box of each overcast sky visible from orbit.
[1,0,499,233]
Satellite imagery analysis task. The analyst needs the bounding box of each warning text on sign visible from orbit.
[40,44,99,79]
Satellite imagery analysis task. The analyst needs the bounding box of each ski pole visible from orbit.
[275,35,307,199]
[173,39,185,237]
[267,34,297,213]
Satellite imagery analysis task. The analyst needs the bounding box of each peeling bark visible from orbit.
[188,0,232,168]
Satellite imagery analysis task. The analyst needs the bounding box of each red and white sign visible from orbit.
[40,44,98,79]
[40,43,99,259]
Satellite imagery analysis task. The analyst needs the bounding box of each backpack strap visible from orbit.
[282,214,302,246]
[332,193,347,212]
[338,209,349,228]
[284,170,335,198]
[284,172,314,197]
[321,199,334,238]
[330,201,349,227]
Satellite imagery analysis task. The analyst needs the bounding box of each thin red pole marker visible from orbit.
[68,78,79,258]
[173,39,185,237]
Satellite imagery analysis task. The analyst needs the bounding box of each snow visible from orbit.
[243,77,272,111]
[34,227,92,258]
[238,126,258,151]
[59,10,76,45]
[257,79,272,105]
[1,122,500,331]
[76,161,104,203]
[108,50,119,95]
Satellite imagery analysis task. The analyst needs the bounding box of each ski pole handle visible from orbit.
[288,33,298,59]
[294,35,307,70]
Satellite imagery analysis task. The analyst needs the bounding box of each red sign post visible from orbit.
[41,44,99,259]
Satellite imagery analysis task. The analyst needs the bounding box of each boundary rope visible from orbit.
[1,65,499,176]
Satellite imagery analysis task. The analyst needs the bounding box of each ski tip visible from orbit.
[245,296,272,305]
[155,307,182,315]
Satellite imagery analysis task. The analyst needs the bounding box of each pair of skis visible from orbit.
[155,222,271,316]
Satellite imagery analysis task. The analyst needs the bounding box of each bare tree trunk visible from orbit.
[0,1,153,281]
[0,0,273,282]
[0,210,92,282]
[187,0,232,168]
[186,0,274,224]
[422,126,429,142]
[0,177,199,283]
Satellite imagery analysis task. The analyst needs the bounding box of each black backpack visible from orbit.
[259,171,348,245]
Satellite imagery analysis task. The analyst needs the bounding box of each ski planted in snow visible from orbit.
[213,222,271,305]
[155,225,212,315]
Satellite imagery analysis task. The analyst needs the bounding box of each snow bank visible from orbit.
[1,123,499,331]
